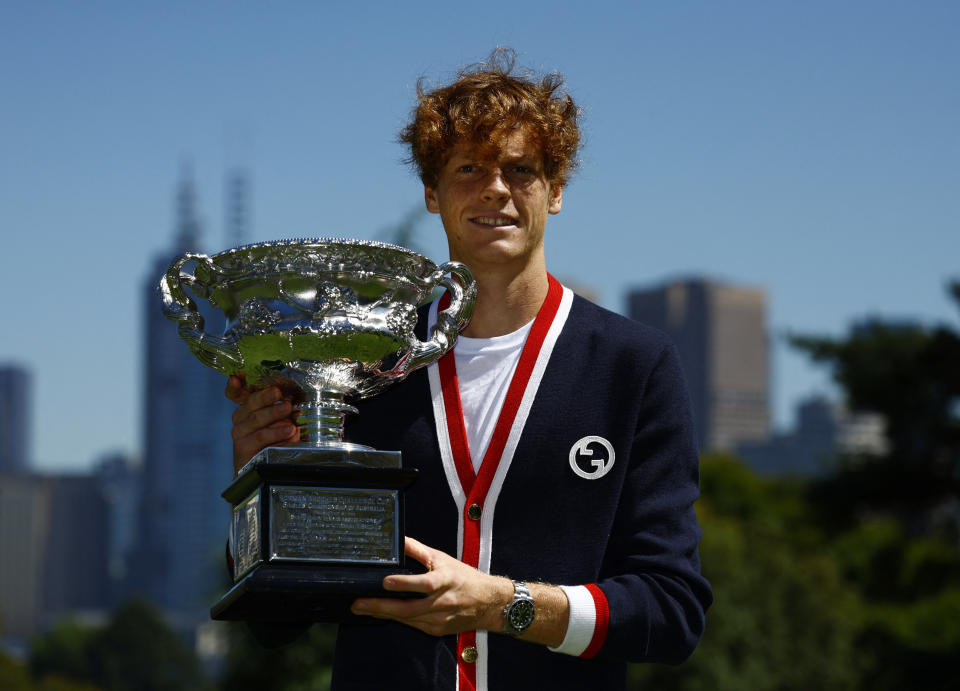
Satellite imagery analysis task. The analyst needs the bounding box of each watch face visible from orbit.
[509,599,535,631]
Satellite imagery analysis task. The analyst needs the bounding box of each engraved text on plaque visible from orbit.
[269,486,400,564]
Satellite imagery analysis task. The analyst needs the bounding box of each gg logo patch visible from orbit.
[568,436,616,480]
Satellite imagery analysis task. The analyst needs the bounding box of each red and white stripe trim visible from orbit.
[428,275,574,691]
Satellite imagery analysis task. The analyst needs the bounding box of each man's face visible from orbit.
[424,128,562,274]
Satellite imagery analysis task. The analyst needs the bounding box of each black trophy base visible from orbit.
[215,446,422,624]
[211,562,422,623]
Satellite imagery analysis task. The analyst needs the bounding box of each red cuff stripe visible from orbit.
[581,584,610,659]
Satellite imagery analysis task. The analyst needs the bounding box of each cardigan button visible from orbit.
[467,503,482,521]
[461,646,478,663]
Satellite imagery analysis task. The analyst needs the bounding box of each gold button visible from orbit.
[461,646,478,663]
[467,503,482,521]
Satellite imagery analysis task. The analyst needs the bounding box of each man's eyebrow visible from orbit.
[503,154,541,168]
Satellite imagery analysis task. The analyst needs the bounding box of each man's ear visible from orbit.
[548,185,563,215]
[424,186,440,214]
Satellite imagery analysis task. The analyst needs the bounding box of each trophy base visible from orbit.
[211,562,422,622]
[217,446,420,624]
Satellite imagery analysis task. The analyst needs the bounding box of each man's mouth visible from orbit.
[471,216,517,227]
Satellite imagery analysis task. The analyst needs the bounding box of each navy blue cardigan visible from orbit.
[331,288,712,690]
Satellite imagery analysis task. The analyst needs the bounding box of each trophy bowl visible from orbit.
[158,238,476,622]
[160,237,475,452]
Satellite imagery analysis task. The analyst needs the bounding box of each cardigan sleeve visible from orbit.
[579,342,712,664]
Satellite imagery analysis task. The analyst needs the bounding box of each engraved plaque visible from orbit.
[269,486,400,564]
[233,490,262,578]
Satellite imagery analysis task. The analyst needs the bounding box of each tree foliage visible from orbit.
[628,453,960,691]
[790,280,960,531]
[27,600,210,691]
[629,455,864,690]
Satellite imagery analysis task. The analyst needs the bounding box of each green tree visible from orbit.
[4,642,99,691]
[790,281,960,533]
[28,600,210,691]
[0,649,33,691]
[628,455,864,691]
[29,619,97,683]
[93,600,210,691]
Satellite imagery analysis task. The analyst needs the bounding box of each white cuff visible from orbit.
[547,585,596,657]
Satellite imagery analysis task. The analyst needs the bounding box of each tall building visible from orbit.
[628,278,770,453]
[224,168,251,248]
[0,364,31,472]
[95,451,141,606]
[130,170,235,625]
[0,473,109,641]
[39,475,110,627]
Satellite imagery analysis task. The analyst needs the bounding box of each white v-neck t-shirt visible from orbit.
[452,320,533,473]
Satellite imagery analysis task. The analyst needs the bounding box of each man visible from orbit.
[227,49,711,690]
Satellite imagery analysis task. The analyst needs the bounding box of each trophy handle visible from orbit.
[158,252,245,375]
[405,261,477,372]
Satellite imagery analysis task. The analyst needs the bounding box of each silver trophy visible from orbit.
[159,238,476,622]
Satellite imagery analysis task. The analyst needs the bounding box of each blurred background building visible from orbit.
[0,465,109,641]
[0,365,31,473]
[127,168,243,627]
[737,395,889,475]
[629,278,770,453]
[0,168,250,652]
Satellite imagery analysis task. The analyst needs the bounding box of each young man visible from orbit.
[227,50,711,690]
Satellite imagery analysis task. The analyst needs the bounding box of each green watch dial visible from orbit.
[507,598,535,632]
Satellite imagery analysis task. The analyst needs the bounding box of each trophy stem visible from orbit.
[297,391,360,447]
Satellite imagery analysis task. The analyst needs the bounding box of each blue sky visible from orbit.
[2,1,957,471]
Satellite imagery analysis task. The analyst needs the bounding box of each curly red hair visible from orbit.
[400,48,582,188]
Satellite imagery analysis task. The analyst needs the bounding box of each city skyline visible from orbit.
[2,2,958,471]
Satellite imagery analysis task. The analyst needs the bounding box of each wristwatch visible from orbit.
[502,580,535,636]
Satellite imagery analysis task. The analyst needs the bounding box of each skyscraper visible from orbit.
[130,169,235,625]
[0,473,108,640]
[0,364,31,472]
[628,278,770,453]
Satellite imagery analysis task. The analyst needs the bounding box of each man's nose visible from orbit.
[480,170,510,202]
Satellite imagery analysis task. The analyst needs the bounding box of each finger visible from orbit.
[232,401,296,441]
[231,403,298,442]
[248,419,299,444]
[232,387,284,425]
[382,572,438,594]
[351,596,432,620]
[234,421,299,470]
[403,536,439,570]
[224,374,249,404]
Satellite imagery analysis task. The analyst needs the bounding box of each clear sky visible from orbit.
[2,1,957,472]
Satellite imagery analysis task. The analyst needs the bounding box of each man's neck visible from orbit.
[460,265,550,339]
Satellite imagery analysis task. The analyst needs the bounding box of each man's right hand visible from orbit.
[225,374,300,475]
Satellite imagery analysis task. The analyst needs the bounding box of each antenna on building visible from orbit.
[225,169,250,248]
[175,160,202,251]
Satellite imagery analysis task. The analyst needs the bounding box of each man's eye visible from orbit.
[457,164,476,173]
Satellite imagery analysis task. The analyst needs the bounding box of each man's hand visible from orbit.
[351,537,569,647]
[351,537,512,637]
[225,374,299,474]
